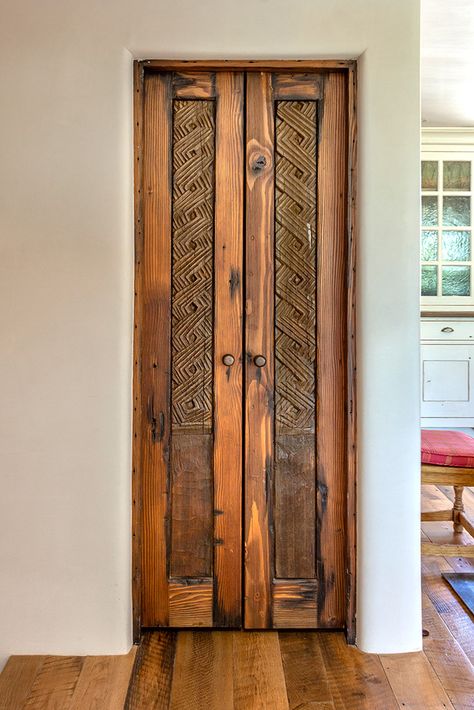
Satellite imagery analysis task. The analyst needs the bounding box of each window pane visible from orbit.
[422,161,438,191]
[442,265,471,296]
[443,196,471,227]
[421,265,438,296]
[443,161,471,191]
[421,230,438,261]
[422,196,438,226]
[442,230,471,261]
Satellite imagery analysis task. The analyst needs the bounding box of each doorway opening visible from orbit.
[132,60,357,641]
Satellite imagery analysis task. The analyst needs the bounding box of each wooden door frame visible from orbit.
[132,59,357,643]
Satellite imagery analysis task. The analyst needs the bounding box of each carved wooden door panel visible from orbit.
[140,71,244,628]
[244,72,348,629]
[138,68,349,630]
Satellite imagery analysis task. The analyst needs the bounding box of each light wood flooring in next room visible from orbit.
[0,485,473,709]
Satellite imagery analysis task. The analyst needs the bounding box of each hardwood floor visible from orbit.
[1,485,473,709]
[0,651,136,709]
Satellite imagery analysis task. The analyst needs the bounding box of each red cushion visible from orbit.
[421,429,474,468]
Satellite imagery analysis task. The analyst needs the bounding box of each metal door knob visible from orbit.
[222,354,235,366]
[254,355,266,367]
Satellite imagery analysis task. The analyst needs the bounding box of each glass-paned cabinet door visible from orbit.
[421,156,473,304]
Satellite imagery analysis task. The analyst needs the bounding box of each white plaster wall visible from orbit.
[0,0,421,665]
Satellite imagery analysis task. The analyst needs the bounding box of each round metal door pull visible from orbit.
[222,354,235,366]
[254,355,266,367]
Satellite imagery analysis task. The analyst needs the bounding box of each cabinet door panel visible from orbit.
[421,343,474,418]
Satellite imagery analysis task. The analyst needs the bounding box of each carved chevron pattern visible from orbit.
[171,100,215,431]
[275,101,317,433]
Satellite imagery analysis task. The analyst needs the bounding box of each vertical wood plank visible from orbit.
[141,71,172,626]
[169,632,234,709]
[170,98,215,581]
[132,60,145,642]
[345,62,358,644]
[316,72,348,627]
[0,656,46,709]
[274,99,317,581]
[125,632,177,710]
[233,632,288,710]
[213,71,244,627]
[244,71,275,629]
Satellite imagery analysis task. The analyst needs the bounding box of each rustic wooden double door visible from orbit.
[137,65,352,632]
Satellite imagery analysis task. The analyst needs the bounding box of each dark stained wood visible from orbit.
[169,632,233,709]
[345,62,358,645]
[233,632,288,709]
[273,73,322,99]
[22,656,84,709]
[143,59,355,71]
[170,435,213,577]
[169,579,213,627]
[278,632,332,708]
[141,71,172,627]
[172,71,216,98]
[316,72,348,628]
[126,632,177,709]
[274,98,317,582]
[170,97,215,581]
[0,656,46,709]
[171,98,215,436]
[275,435,316,579]
[273,580,317,628]
[244,71,275,629]
[213,72,244,627]
[132,59,144,643]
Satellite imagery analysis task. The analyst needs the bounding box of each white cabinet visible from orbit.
[421,318,474,426]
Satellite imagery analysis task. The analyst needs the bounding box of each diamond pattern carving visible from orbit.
[171,100,215,431]
[275,101,317,433]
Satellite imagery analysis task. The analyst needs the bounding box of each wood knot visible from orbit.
[252,154,267,172]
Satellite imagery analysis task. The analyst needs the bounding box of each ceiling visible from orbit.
[422,0,474,126]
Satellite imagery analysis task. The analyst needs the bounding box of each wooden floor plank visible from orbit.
[423,584,474,709]
[169,631,233,710]
[233,631,289,710]
[70,649,136,709]
[0,656,46,710]
[278,632,333,708]
[23,656,84,709]
[316,633,399,710]
[424,555,474,655]
[422,555,474,664]
[125,632,177,710]
[380,652,454,710]
[422,485,474,665]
